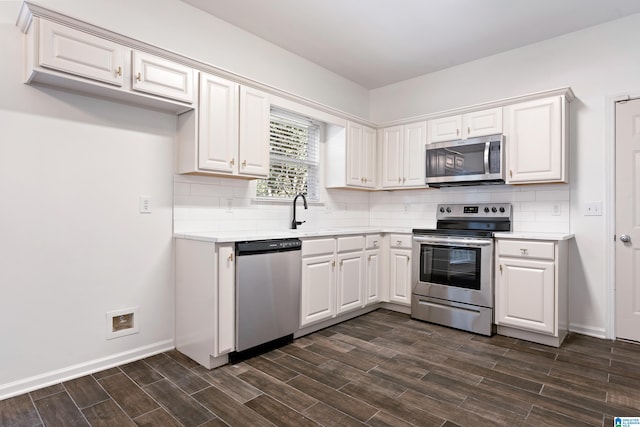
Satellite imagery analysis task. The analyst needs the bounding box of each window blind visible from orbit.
[256,107,320,200]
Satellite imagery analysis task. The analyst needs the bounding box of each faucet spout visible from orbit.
[291,193,308,229]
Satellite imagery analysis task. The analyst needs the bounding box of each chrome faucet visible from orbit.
[291,193,308,229]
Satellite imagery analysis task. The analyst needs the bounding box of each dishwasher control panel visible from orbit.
[236,238,302,255]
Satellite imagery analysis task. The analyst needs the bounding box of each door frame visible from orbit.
[605,91,640,339]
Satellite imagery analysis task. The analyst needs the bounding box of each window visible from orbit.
[256,107,320,200]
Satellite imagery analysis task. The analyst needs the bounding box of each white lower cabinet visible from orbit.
[301,234,382,328]
[388,234,412,305]
[495,238,569,347]
[175,239,235,369]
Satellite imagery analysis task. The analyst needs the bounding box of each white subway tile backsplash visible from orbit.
[174,175,571,234]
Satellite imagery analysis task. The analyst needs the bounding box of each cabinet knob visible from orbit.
[228,253,234,262]
[332,260,336,268]
[115,66,122,77]
[398,177,402,183]
[242,160,247,168]
[340,260,344,267]
[397,240,402,246]
[230,158,235,166]
[456,129,459,136]
[403,177,406,184]
[499,264,503,274]
[520,248,528,255]
[136,72,141,82]
[509,169,513,178]
[368,255,372,261]
[373,240,378,247]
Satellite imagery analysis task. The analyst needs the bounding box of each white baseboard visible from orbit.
[0,339,174,400]
[569,323,607,339]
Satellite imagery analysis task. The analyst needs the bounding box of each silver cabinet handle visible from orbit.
[520,248,529,255]
[620,234,632,243]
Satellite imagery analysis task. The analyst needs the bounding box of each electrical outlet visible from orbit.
[139,196,152,214]
[584,201,602,216]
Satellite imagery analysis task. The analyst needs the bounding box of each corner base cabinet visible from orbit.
[175,239,235,369]
[495,237,570,347]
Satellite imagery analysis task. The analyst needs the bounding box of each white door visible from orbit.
[346,122,365,187]
[496,258,555,334]
[615,98,640,342]
[365,249,381,304]
[380,126,403,188]
[198,73,239,173]
[403,121,427,187]
[463,108,503,139]
[389,248,411,305]
[238,86,270,177]
[131,51,194,103]
[428,115,461,143]
[300,254,335,327]
[336,252,365,314]
[362,126,377,187]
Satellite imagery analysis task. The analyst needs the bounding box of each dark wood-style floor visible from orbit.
[2,309,640,427]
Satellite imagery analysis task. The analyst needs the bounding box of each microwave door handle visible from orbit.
[413,236,493,246]
[483,141,490,173]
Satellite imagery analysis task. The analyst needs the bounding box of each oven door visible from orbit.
[412,235,494,308]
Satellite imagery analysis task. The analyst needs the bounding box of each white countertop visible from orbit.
[174,226,413,243]
[493,231,575,241]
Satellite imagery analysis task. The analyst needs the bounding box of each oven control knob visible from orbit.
[499,207,505,213]
[446,207,451,213]
[491,207,497,213]
[439,207,445,213]
[484,207,490,213]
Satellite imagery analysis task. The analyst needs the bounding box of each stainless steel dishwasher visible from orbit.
[232,238,302,360]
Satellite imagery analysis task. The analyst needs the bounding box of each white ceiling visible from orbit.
[180,0,640,89]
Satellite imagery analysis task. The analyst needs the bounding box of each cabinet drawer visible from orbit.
[337,235,365,253]
[302,238,335,257]
[389,234,411,248]
[498,240,555,260]
[365,234,382,249]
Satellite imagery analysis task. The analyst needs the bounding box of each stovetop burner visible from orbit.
[413,203,512,237]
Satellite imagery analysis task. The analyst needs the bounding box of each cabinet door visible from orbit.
[496,257,555,334]
[403,121,427,187]
[39,19,124,86]
[463,108,502,139]
[362,126,377,187]
[505,97,563,183]
[365,249,381,304]
[389,249,412,305]
[198,73,239,173]
[347,123,376,188]
[131,51,194,103]
[301,254,336,327]
[238,86,270,177]
[428,115,462,143]
[336,252,365,314]
[217,245,235,355]
[346,122,365,187]
[380,126,404,188]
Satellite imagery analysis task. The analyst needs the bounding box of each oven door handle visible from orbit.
[412,236,493,247]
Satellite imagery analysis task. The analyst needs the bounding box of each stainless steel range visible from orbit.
[411,203,512,336]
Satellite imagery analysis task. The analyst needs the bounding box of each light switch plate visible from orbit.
[584,201,602,216]
[139,195,152,214]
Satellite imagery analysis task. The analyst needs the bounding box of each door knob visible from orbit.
[620,234,632,243]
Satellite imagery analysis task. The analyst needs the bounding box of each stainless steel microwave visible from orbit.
[425,134,505,187]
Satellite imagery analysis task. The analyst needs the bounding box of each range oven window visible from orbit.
[419,245,481,290]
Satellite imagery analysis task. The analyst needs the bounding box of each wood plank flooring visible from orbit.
[2,309,640,426]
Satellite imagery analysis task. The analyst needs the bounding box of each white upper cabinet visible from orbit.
[131,51,194,103]
[380,122,426,189]
[326,121,376,189]
[38,19,124,87]
[25,18,196,113]
[428,107,502,143]
[504,96,568,184]
[238,86,271,177]
[179,73,271,177]
[197,73,239,174]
